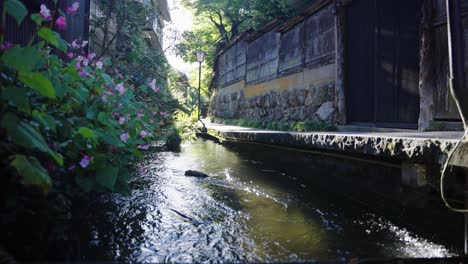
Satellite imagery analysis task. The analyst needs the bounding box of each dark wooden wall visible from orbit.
[431,0,468,121]
[217,3,335,89]
[3,0,90,50]
[246,31,280,84]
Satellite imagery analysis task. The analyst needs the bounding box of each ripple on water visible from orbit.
[81,140,459,262]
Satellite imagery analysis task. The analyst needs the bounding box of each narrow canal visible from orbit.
[78,139,462,262]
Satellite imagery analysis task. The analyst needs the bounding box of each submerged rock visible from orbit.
[184,170,209,178]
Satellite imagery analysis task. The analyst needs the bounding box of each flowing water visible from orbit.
[78,139,462,262]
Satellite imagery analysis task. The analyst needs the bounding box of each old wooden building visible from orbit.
[209,0,468,130]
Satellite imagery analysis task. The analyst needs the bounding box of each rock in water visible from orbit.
[184,170,209,178]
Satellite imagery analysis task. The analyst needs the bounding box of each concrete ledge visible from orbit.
[206,123,467,166]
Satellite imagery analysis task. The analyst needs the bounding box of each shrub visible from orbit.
[0,1,171,194]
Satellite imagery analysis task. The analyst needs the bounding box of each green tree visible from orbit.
[175,0,310,91]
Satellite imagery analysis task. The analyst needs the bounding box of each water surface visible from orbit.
[79,139,462,262]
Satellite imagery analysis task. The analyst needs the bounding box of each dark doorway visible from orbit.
[345,0,422,129]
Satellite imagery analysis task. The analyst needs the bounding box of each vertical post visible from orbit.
[198,61,201,120]
[446,0,468,129]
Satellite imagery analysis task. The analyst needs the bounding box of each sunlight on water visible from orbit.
[80,140,460,262]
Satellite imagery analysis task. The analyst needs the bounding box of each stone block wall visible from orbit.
[209,81,336,123]
[210,2,338,124]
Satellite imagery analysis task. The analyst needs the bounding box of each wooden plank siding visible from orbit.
[431,0,468,120]
[303,4,335,68]
[3,0,90,54]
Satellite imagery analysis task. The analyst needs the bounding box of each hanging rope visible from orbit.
[440,129,468,212]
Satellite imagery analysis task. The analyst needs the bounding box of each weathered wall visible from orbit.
[210,3,336,124]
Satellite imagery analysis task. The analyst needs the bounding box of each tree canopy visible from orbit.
[174,0,310,88]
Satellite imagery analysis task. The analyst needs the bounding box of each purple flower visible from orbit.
[55,16,67,30]
[139,130,148,138]
[137,144,150,150]
[79,154,92,168]
[67,2,80,14]
[71,40,80,49]
[96,61,103,69]
[78,69,87,77]
[46,162,57,172]
[40,4,51,20]
[67,52,74,59]
[81,41,88,48]
[120,132,129,143]
[137,112,144,118]
[1,42,13,52]
[149,79,159,92]
[87,53,96,60]
[115,83,126,95]
[119,116,126,125]
[68,165,76,171]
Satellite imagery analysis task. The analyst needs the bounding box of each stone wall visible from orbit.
[210,82,336,123]
[210,2,337,124]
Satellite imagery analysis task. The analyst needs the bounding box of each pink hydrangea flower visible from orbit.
[1,42,13,52]
[55,16,67,30]
[79,154,92,168]
[139,130,148,138]
[40,4,51,20]
[67,51,74,59]
[115,83,126,95]
[82,58,89,66]
[120,132,129,143]
[67,2,80,14]
[78,69,87,77]
[119,116,126,125]
[149,79,159,92]
[46,162,57,172]
[137,144,150,150]
[75,61,81,69]
[87,53,96,60]
[71,40,80,49]
[96,61,103,69]
[96,61,102,69]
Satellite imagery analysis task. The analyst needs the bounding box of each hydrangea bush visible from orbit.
[0,0,170,194]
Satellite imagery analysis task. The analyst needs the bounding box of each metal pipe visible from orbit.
[446,0,468,129]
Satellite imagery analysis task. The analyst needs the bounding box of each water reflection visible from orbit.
[78,139,461,262]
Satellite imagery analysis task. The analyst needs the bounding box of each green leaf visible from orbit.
[18,72,56,99]
[2,46,42,73]
[1,86,29,106]
[1,113,63,165]
[96,167,119,191]
[11,155,52,193]
[30,13,43,25]
[75,175,95,192]
[32,110,57,132]
[5,0,27,25]
[77,127,97,142]
[95,130,124,147]
[37,27,67,52]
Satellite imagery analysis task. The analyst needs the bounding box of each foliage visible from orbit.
[174,109,199,141]
[210,117,337,132]
[0,1,176,194]
[175,0,311,82]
